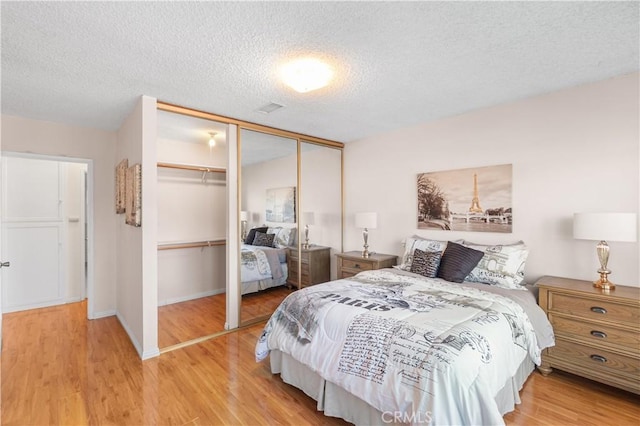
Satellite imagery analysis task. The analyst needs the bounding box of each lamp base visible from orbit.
[594,269,615,291]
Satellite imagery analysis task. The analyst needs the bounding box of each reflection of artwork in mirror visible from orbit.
[266,187,296,223]
[115,158,128,214]
[125,163,142,227]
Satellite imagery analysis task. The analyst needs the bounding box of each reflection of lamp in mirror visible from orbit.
[208,132,217,147]
[355,212,377,258]
[302,212,315,249]
[240,211,249,240]
[573,212,637,291]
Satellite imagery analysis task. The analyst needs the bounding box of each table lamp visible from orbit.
[573,212,637,290]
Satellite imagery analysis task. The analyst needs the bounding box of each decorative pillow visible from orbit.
[244,226,268,245]
[410,248,442,278]
[396,236,449,271]
[462,241,529,289]
[437,241,484,283]
[252,232,275,248]
[267,227,296,248]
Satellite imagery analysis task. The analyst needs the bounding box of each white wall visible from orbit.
[242,153,298,230]
[156,131,227,305]
[115,95,159,359]
[344,73,639,287]
[1,114,117,315]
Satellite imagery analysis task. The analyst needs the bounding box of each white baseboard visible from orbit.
[2,298,65,313]
[116,311,143,358]
[92,309,116,319]
[142,347,160,360]
[158,288,226,307]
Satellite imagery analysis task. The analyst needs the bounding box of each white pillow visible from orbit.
[462,241,529,290]
[396,236,449,271]
[267,227,295,248]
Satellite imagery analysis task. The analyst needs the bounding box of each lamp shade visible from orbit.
[240,211,249,221]
[303,212,315,225]
[355,212,377,229]
[573,213,637,242]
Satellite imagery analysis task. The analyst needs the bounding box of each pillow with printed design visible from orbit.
[409,248,442,278]
[267,227,296,248]
[462,240,529,290]
[396,236,449,271]
[244,226,268,245]
[252,231,275,248]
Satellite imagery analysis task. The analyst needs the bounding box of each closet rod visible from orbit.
[157,162,226,174]
[158,239,226,251]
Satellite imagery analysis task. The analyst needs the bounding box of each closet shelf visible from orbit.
[157,162,226,174]
[158,239,226,251]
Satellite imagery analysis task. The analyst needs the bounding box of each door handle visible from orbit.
[0,262,10,268]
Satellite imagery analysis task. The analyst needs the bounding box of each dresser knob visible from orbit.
[590,330,607,339]
[590,354,607,363]
[354,264,360,268]
[590,306,607,314]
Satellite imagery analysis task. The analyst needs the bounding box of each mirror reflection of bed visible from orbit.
[156,110,229,349]
[239,129,299,325]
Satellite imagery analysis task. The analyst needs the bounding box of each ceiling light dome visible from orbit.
[281,58,333,93]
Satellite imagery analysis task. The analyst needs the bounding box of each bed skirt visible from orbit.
[269,350,534,425]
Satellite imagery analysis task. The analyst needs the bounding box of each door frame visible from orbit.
[1,151,96,319]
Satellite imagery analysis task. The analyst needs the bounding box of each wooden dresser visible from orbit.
[336,251,398,279]
[287,245,331,288]
[536,276,640,394]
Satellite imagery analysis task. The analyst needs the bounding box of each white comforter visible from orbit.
[256,269,545,425]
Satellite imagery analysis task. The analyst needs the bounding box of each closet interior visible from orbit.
[156,110,228,349]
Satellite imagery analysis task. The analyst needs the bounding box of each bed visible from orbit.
[241,226,295,295]
[256,239,555,425]
[240,244,288,295]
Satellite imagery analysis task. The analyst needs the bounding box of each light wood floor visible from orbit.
[2,301,639,425]
[158,287,293,348]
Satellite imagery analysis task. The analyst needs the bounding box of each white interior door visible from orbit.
[2,156,65,312]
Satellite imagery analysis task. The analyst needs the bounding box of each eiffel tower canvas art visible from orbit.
[417,164,512,233]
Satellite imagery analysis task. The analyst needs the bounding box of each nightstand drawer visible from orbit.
[548,338,640,378]
[342,259,372,272]
[549,293,639,326]
[549,314,640,352]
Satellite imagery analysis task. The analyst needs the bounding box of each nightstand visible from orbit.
[287,245,331,288]
[536,275,640,394]
[336,251,398,279]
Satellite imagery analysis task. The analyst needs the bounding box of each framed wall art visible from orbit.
[417,164,512,233]
[265,186,296,223]
[125,163,142,227]
[115,158,128,214]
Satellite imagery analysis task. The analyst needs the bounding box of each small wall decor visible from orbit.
[265,186,296,223]
[115,158,128,214]
[125,163,142,227]
[417,164,512,233]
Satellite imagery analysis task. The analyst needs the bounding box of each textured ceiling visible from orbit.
[2,2,638,143]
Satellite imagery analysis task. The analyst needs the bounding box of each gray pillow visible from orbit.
[410,248,442,278]
[244,226,268,245]
[437,241,484,283]
[252,232,275,248]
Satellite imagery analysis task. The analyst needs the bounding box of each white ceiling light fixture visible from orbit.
[208,132,217,147]
[281,58,334,93]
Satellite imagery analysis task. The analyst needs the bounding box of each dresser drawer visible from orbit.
[342,258,372,272]
[549,313,640,353]
[548,338,640,378]
[548,292,639,326]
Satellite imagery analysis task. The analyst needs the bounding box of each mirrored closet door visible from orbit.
[239,129,299,325]
[299,141,342,283]
[156,110,228,349]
